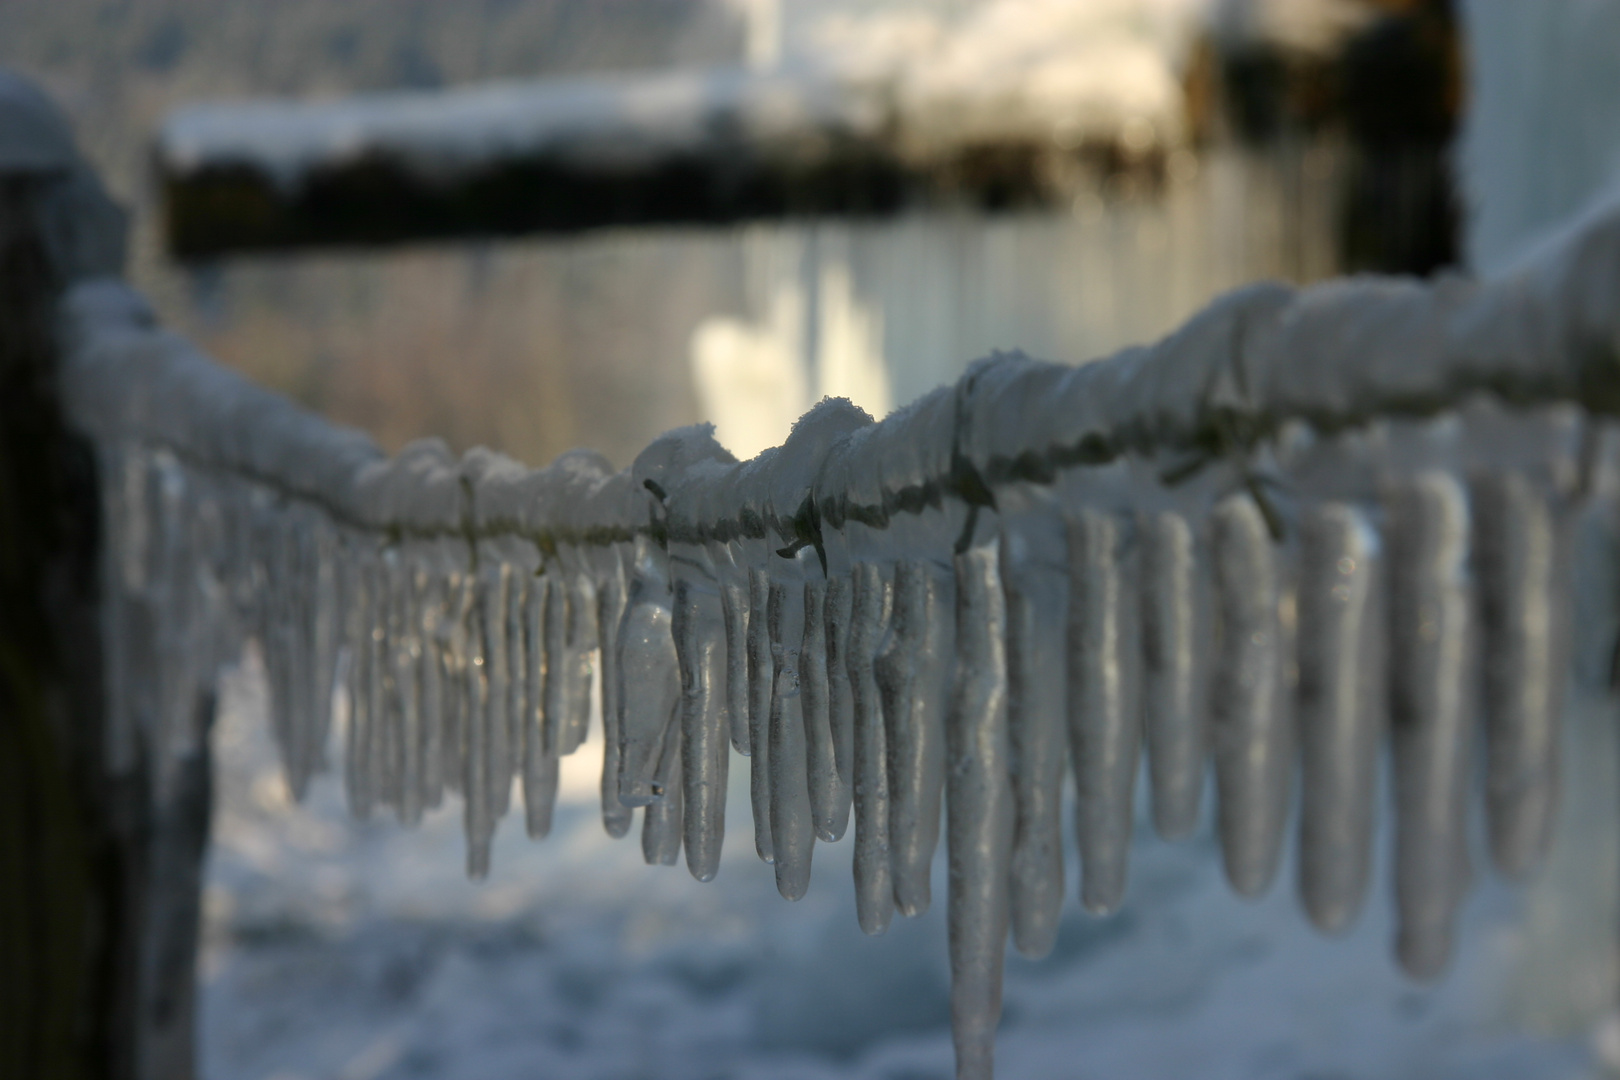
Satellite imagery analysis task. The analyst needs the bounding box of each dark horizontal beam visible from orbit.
[156,68,1160,260]
[162,144,915,257]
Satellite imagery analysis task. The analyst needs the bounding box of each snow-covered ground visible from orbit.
[201,646,1619,1080]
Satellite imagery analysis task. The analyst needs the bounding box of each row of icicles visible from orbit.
[109,402,1581,1080]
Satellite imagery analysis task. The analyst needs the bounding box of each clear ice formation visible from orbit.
[57,195,1620,1080]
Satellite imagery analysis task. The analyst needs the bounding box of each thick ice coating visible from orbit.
[58,186,1620,1080]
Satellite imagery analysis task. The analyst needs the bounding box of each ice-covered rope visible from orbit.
[57,193,1620,1079]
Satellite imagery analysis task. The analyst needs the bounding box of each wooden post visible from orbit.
[0,69,208,1080]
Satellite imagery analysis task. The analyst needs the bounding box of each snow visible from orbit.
[200,645,1612,1080]
[158,68,886,195]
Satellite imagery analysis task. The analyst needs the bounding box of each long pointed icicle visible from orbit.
[505,567,529,820]
[1474,472,1563,877]
[769,580,816,900]
[416,564,446,813]
[365,559,391,818]
[524,574,560,840]
[465,572,496,880]
[481,564,514,825]
[850,562,894,934]
[346,556,376,819]
[597,568,634,838]
[802,579,849,842]
[1139,509,1204,840]
[1296,502,1381,933]
[1066,509,1139,915]
[675,579,728,882]
[747,567,776,864]
[947,543,1015,1080]
[722,581,752,754]
[823,574,857,818]
[876,559,950,918]
[543,570,570,755]
[1388,471,1475,979]
[1000,532,1065,958]
[1209,492,1290,898]
[310,528,342,794]
[442,569,476,800]
[391,553,425,826]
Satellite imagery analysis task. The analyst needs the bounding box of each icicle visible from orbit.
[481,563,515,824]
[255,513,285,774]
[465,567,497,880]
[505,562,529,815]
[1387,471,1474,979]
[441,568,477,798]
[823,573,857,809]
[596,557,634,838]
[802,579,849,841]
[722,581,752,754]
[366,555,392,816]
[947,543,1014,1080]
[345,552,377,819]
[747,567,775,863]
[999,530,1065,958]
[675,578,728,881]
[849,562,895,934]
[415,561,447,813]
[270,519,315,799]
[1296,503,1381,933]
[1209,492,1290,898]
[309,524,341,791]
[390,550,426,826]
[1473,472,1563,877]
[561,574,600,755]
[769,579,816,900]
[543,568,570,755]
[295,523,320,794]
[1139,509,1205,840]
[264,517,299,794]
[524,573,559,839]
[642,717,683,866]
[874,559,950,918]
[1066,509,1139,915]
[616,539,680,807]
[596,563,631,841]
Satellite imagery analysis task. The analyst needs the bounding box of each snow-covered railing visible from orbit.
[58,180,1620,1077]
[157,68,909,257]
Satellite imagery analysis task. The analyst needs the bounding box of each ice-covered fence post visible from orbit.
[0,69,205,1080]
